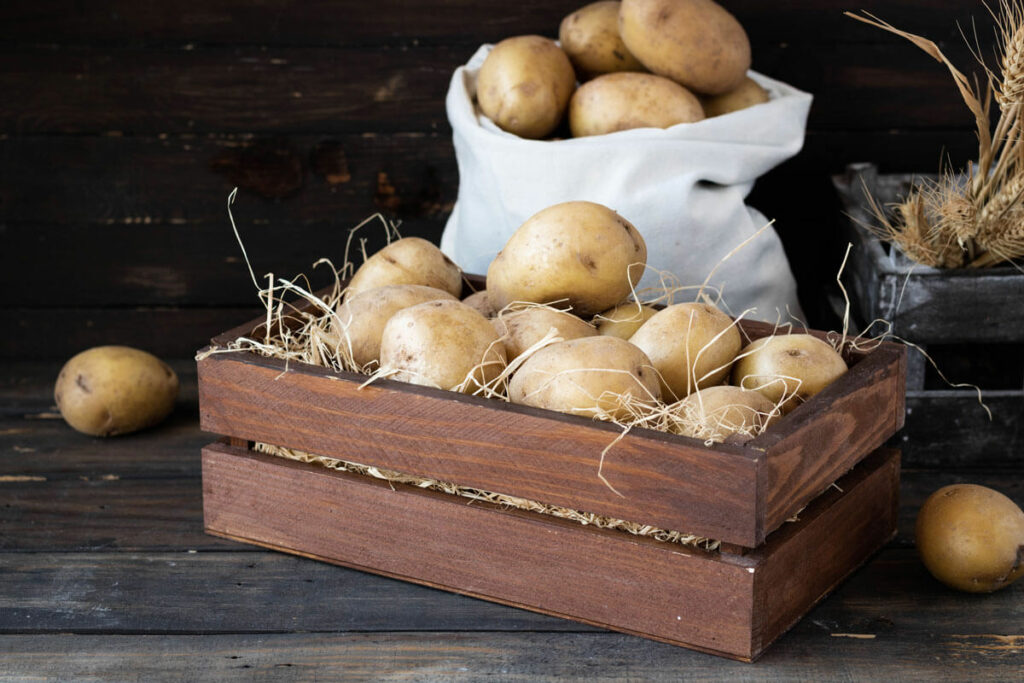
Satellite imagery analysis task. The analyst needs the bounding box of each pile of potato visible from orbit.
[335,200,848,443]
[475,0,771,140]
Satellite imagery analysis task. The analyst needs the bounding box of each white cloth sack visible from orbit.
[440,44,813,320]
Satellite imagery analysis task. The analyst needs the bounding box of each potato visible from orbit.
[331,284,457,367]
[700,76,769,117]
[476,35,576,139]
[462,289,498,318]
[916,484,1024,593]
[379,300,507,392]
[619,0,751,95]
[492,307,597,360]
[54,346,179,437]
[594,302,658,339]
[628,302,741,400]
[486,201,647,317]
[677,385,777,443]
[568,72,703,137]
[731,334,847,414]
[509,336,661,419]
[559,1,646,79]
[347,237,462,298]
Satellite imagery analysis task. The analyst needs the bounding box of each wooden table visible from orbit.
[2,360,1022,681]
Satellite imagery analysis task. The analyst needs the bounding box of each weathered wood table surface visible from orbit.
[2,360,1022,681]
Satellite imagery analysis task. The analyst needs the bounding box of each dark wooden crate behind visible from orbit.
[0,1,999,361]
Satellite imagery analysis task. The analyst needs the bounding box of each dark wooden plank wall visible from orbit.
[0,1,996,359]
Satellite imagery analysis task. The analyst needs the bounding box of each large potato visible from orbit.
[486,201,647,317]
[379,300,507,393]
[731,334,847,414]
[347,237,462,298]
[619,0,751,95]
[492,307,597,360]
[701,76,769,117]
[677,385,777,443]
[629,302,741,400]
[331,284,457,368]
[509,336,661,420]
[569,72,703,137]
[476,35,576,139]
[54,346,179,437]
[594,302,658,339]
[559,1,646,79]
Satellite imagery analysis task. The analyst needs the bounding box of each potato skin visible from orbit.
[509,336,661,419]
[347,237,462,298]
[678,385,777,443]
[619,0,751,95]
[54,346,179,437]
[462,290,498,318]
[916,484,1024,593]
[629,302,741,400]
[379,300,507,392]
[594,302,658,340]
[731,334,847,414]
[492,307,597,360]
[476,35,576,139]
[569,72,703,137]
[700,76,769,117]
[559,1,646,79]
[486,201,647,317]
[332,284,458,367]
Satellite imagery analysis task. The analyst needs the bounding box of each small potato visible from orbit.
[492,307,597,360]
[347,237,462,298]
[731,334,847,414]
[379,300,507,393]
[487,201,647,317]
[916,484,1024,593]
[476,35,576,139]
[462,289,498,318]
[331,284,457,367]
[677,385,777,443]
[701,76,770,117]
[569,72,703,137]
[629,302,741,400]
[559,1,646,79]
[594,302,658,339]
[509,336,661,420]
[619,0,751,95]
[54,346,179,437]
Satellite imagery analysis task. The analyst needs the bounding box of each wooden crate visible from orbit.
[202,441,898,662]
[197,282,905,659]
[833,163,1023,466]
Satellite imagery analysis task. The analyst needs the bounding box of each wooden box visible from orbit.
[198,283,906,660]
[833,163,1023,466]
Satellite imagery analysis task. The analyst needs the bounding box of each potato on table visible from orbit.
[54,346,179,437]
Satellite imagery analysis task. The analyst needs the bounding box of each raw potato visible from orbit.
[559,1,646,79]
[476,35,576,139]
[678,385,777,443]
[487,201,647,317]
[629,302,741,400]
[492,307,597,360]
[379,300,507,392]
[347,237,462,298]
[462,289,498,318]
[509,336,661,419]
[701,76,770,117]
[54,346,179,437]
[731,334,847,414]
[331,284,457,367]
[916,484,1024,593]
[619,0,751,95]
[594,302,658,339]
[568,72,704,137]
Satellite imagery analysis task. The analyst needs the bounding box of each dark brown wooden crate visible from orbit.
[197,287,905,548]
[201,442,899,661]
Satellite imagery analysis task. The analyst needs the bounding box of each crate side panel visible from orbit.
[197,355,762,546]
[759,345,904,536]
[201,443,757,659]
